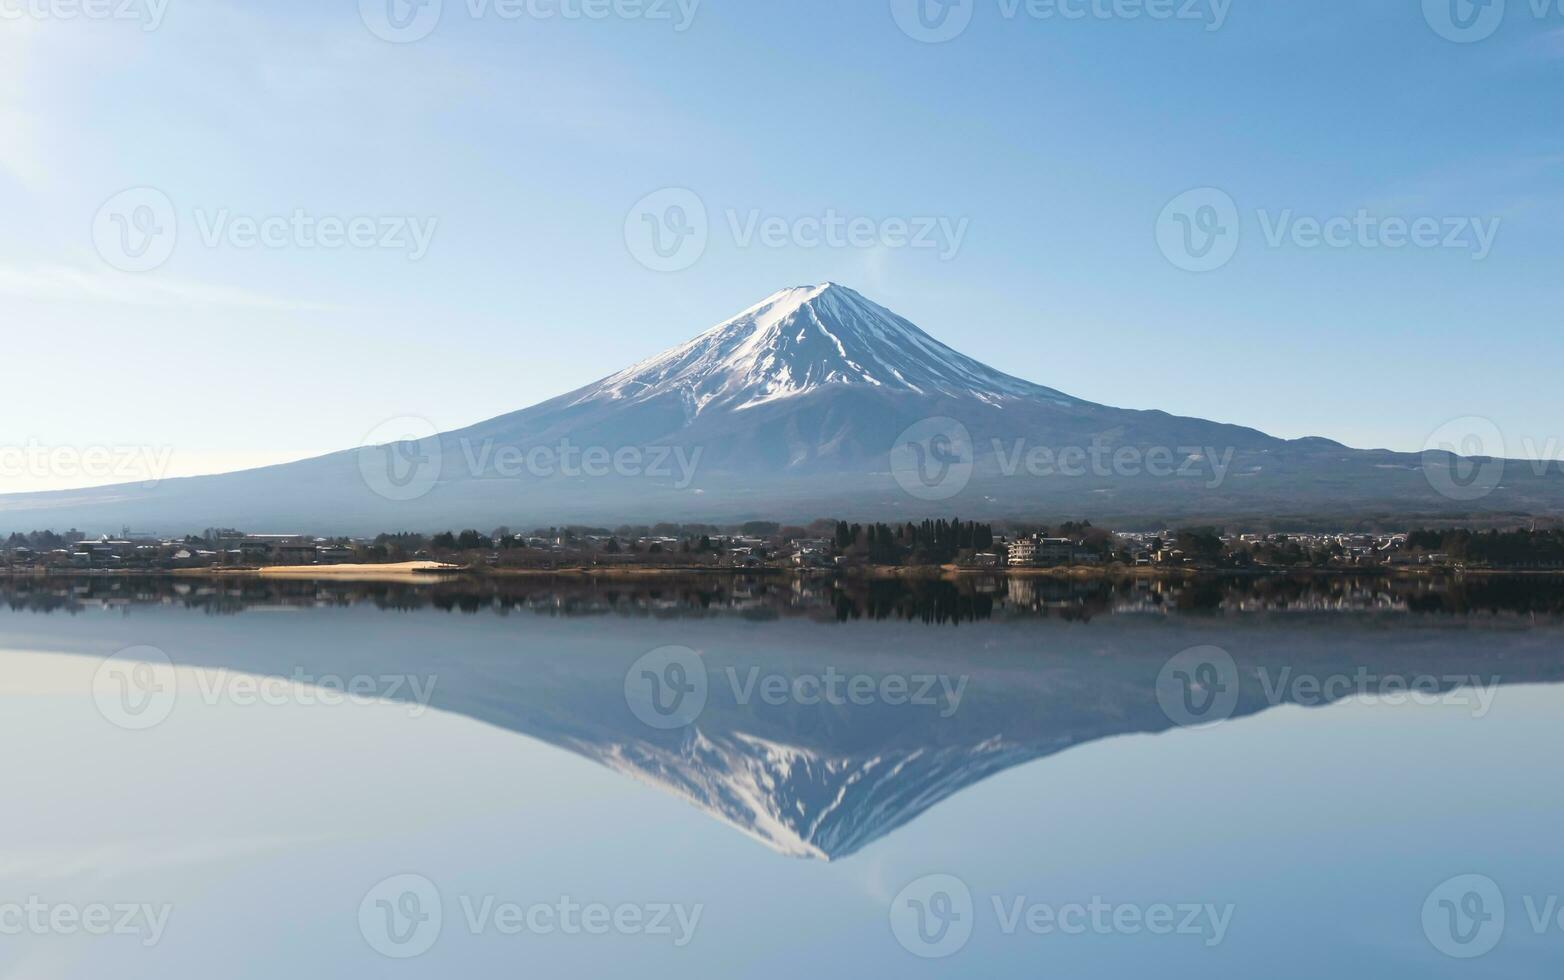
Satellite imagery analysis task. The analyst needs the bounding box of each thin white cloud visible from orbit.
[0,264,337,311]
[0,834,327,880]
[0,448,334,496]
[0,20,46,185]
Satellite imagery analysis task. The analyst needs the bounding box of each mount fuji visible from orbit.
[4,282,1561,533]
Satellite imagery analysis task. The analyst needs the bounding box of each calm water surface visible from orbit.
[2,576,1561,978]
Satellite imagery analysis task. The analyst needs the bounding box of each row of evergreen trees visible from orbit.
[833,519,996,564]
[1407,528,1564,565]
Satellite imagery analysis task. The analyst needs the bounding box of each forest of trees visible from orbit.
[833,519,996,564]
[1407,528,1564,565]
[5,530,81,550]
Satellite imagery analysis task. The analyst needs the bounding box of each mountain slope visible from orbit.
[3,283,1562,533]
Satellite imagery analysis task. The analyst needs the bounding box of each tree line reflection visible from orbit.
[6,572,1564,622]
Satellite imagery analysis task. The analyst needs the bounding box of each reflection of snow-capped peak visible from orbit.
[568,725,1037,861]
[572,283,1074,417]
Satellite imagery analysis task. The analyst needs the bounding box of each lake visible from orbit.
[2,574,1561,977]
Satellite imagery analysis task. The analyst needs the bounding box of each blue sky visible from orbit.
[3,0,1561,491]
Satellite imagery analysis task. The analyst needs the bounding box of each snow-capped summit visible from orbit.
[573,282,1073,417]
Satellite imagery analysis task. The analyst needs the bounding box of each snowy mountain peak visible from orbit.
[571,726,1038,861]
[574,283,1073,416]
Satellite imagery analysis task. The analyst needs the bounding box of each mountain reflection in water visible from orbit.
[4,574,1563,861]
